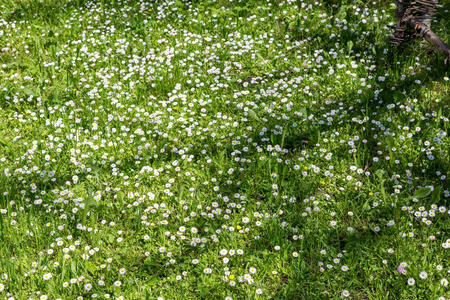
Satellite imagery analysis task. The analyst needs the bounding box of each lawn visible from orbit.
[0,0,450,299]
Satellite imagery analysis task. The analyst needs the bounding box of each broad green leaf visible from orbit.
[107,234,114,244]
[283,165,288,178]
[84,194,96,208]
[248,109,260,122]
[281,130,286,148]
[314,282,326,290]
[90,212,96,228]
[362,199,370,211]
[24,88,38,96]
[147,276,157,286]
[347,40,353,53]
[335,6,347,20]
[299,107,308,118]
[86,262,96,274]
[431,186,441,202]
[71,261,77,273]
[144,259,160,268]
[386,136,394,148]
[375,169,384,179]
[410,188,432,199]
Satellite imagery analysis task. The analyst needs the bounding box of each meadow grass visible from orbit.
[0,0,450,299]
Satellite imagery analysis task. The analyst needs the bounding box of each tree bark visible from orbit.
[391,0,450,65]
[411,21,450,65]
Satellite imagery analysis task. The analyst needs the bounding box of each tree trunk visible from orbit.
[391,0,450,65]
[411,20,450,65]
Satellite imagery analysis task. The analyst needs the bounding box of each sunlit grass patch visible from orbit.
[0,0,450,299]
